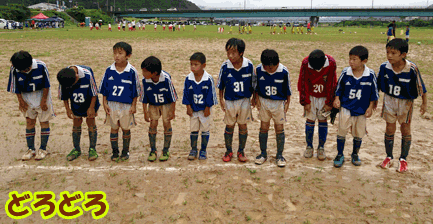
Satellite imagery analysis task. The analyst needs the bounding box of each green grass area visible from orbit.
[0,25,432,45]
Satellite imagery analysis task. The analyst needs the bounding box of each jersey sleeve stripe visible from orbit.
[210,75,218,105]
[216,62,227,88]
[8,66,16,93]
[89,72,98,96]
[335,70,346,94]
[283,66,292,95]
[132,67,143,99]
[372,73,379,100]
[167,76,178,102]
[411,63,424,96]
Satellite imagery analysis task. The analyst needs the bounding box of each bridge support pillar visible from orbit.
[310,16,319,27]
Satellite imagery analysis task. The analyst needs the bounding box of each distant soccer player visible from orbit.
[141,56,177,162]
[89,22,93,31]
[57,65,100,161]
[117,22,121,31]
[333,46,378,168]
[377,38,427,172]
[154,23,157,31]
[183,52,217,160]
[298,49,337,161]
[132,20,136,31]
[8,51,55,161]
[254,49,291,167]
[108,22,112,31]
[122,20,126,31]
[405,25,410,42]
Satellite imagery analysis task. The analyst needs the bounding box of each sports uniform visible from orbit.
[406,27,410,42]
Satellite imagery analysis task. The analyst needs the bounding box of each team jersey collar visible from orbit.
[226,57,249,70]
[260,63,283,75]
[145,71,166,84]
[75,66,86,79]
[346,66,370,79]
[308,56,329,71]
[187,70,210,84]
[110,62,132,74]
[385,60,411,74]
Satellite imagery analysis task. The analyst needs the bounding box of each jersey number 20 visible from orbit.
[313,84,324,93]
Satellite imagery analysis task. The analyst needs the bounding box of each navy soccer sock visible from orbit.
[163,128,172,152]
[190,131,199,151]
[337,135,345,156]
[305,121,315,148]
[384,134,394,159]
[40,128,50,150]
[224,127,234,153]
[201,131,210,152]
[72,126,81,151]
[276,131,285,156]
[259,129,268,157]
[149,127,157,152]
[353,137,362,155]
[400,135,411,160]
[26,128,36,150]
[318,122,328,148]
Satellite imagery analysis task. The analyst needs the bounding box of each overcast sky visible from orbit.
[190,0,431,8]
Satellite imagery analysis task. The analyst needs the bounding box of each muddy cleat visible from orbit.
[276,155,286,167]
[351,154,361,166]
[317,147,326,161]
[379,157,393,169]
[333,154,345,168]
[22,149,36,161]
[159,151,170,161]
[120,150,129,161]
[188,150,198,160]
[67,148,81,161]
[237,151,248,162]
[35,149,49,161]
[396,158,408,173]
[148,151,157,162]
[255,154,267,165]
[88,148,98,161]
[198,150,207,160]
[111,149,119,161]
[222,152,233,162]
[304,146,313,158]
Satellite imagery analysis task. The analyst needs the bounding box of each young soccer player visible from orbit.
[163,23,166,31]
[57,65,100,161]
[132,20,136,31]
[298,49,337,161]
[141,56,177,162]
[218,38,256,162]
[117,22,121,31]
[254,49,291,167]
[405,25,410,42]
[332,46,378,168]
[108,22,112,31]
[183,53,217,160]
[194,23,196,31]
[377,38,427,172]
[154,23,157,31]
[95,22,100,30]
[89,22,93,31]
[8,51,55,161]
[122,20,126,31]
[99,42,142,161]
[182,23,185,31]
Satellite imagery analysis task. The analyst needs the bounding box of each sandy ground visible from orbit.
[0,34,433,223]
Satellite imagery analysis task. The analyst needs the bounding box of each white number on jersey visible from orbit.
[193,94,204,104]
[113,86,124,96]
[233,82,244,92]
[389,85,401,96]
[154,94,164,103]
[349,89,362,100]
[73,93,85,103]
[265,86,277,96]
[313,84,324,93]
[29,83,35,91]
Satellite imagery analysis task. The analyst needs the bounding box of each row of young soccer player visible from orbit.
[7,38,427,172]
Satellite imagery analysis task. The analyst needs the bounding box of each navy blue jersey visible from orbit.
[142,71,177,106]
[182,71,218,112]
[98,62,141,104]
[7,59,50,94]
[377,60,426,100]
[335,66,379,116]
[256,63,292,101]
[406,28,410,35]
[59,65,100,117]
[217,57,256,100]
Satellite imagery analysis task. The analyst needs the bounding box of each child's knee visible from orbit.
[400,123,411,135]
[385,122,397,134]
[40,121,49,129]
[260,122,270,131]
[148,126,157,134]
[274,124,284,133]
[85,118,95,126]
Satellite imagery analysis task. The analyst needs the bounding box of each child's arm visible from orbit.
[219,89,225,112]
[284,95,291,113]
[186,105,193,117]
[204,106,210,117]
[420,93,427,115]
[333,96,340,108]
[129,97,138,114]
[143,103,150,122]
[103,96,110,115]
[40,87,49,111]
[63,100,73,119]
[251,67,257,108]
[17,94,28,112]
[87,96,97,118]
[365,101,376,118]
[169,102,176,120]
[254,91,260,110]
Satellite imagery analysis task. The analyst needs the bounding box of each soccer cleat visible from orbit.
[276,155,286,167]
[351,154,361,166]
[198,150,207,160]
[148,151,157,162]
[35,149,49,161]
[159,151,170,161]
[317,147,326,161]
[111,149,119,161]
[88,148,98,161]
[255,154,267,165]
[22,149,36,161]
[379,157,393,169]
[120,150,129,161]
[222,152,233,162]
[237,151,248,162]
[67,148,81,161]
[396,158,408,173]
[333,154,345,168]
[188,150,198,160]
[304,146,313,158]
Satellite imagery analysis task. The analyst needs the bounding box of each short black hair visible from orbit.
[57,68,76,88]
[308,49,326,70]
[113,42,132,56]
[260,49,280,66]
[225,38,245,55]
[141,56,162,75]
[11,51,33,71]
[349,45,369,61]
[190,52,206,64]
[386,38,408,54]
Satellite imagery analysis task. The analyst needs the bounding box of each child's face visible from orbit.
[349,55,367,70]
[142,68,157,79]
[226,47,242,64]
[190,60,206,74]
[386,47,406,65]
[113,48,130,64]
[263,64,279,74]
